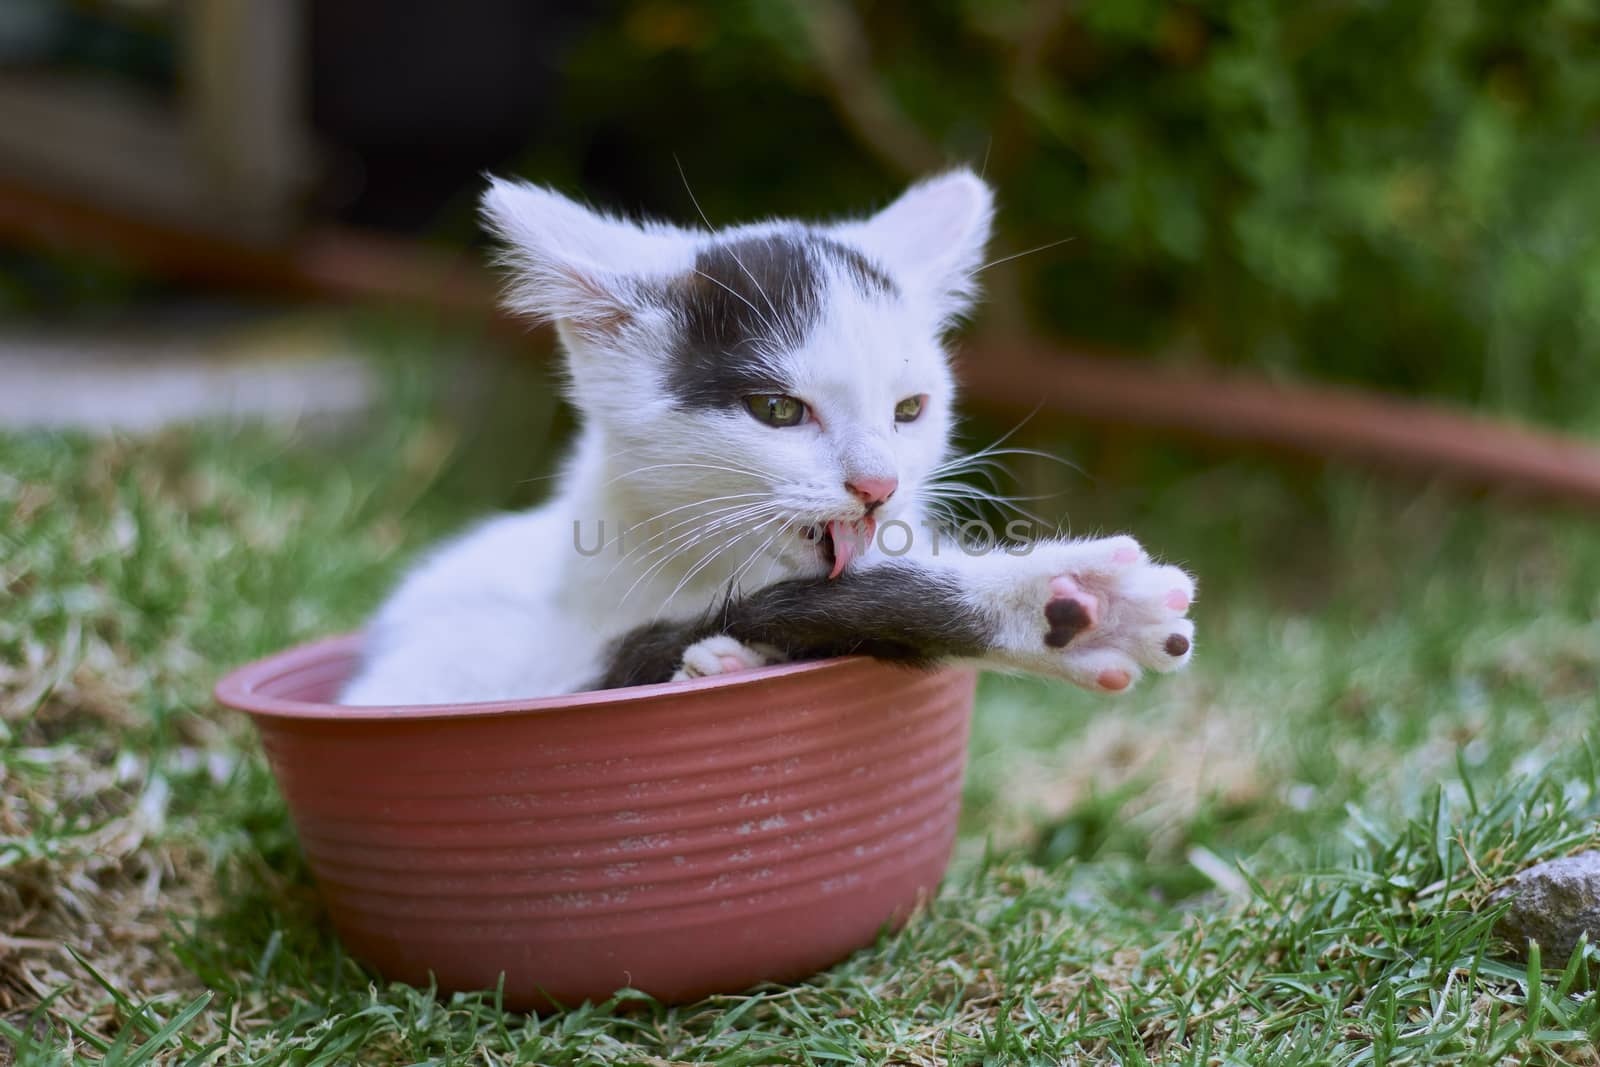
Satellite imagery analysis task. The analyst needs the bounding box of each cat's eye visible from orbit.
[744,394,808,428]
[894,395,927,423]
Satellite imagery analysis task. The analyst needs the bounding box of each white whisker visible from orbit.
[620,505,781,605]
[615,501,776,579]
[654,514,784,619]
[691,267,782,342]
[675,156,787,336]
[603,461,779,488]
[724,520,792,597]
[603,499,776,582]
[970,237,1076,276]
[595,491,771,552]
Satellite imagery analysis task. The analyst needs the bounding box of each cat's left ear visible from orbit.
[839,168,994,324]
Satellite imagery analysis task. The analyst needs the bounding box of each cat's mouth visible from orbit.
[801,517,877,580]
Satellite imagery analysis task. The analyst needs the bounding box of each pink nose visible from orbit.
[845,476,898,510]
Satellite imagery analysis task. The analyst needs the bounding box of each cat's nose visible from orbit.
[845,475,898,511]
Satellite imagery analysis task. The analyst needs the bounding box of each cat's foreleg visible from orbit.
[593,535,1194,691]
[592,567,989,689]
[815,532,1194,691]
[937,534,1195,691]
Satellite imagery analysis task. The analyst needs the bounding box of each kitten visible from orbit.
[339,170,1195,705]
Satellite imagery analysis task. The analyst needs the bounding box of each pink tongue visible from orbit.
[826,516,876,580]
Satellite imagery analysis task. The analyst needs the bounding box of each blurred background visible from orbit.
[3,0,1599,481]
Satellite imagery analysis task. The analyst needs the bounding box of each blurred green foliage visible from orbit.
[521,0,1600,423]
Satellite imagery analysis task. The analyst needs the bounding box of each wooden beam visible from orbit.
[957,340,1600,507]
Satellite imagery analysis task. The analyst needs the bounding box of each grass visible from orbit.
[2,328,1599,1064]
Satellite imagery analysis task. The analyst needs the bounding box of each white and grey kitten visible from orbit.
[340,170,1195,705]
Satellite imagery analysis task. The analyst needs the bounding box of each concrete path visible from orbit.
[0,311,375,432]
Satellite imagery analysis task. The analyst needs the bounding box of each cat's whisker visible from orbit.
[756,546,785,590]
[921,415,1084,535]
[612,500,777,577]
[596,492,772,557]
[929,456,1015,484]
[675,156,787,339]
[928,465,1008,495]
[597,492,770,548]
[724,520,794,597]
[619,505,781,605]
[663,453,787,482]
[925,502,962,533]
[919,485,1053,530]
[691,268,783,347]
[653,514,785,620]
[936,446,1084,477]
[968,236,1076,276]
[922,481,1047,509]
[753,515,812,589]
[603,461,778,488]
[518,440,668,488]
[614,509,776,580]
[933,406,1043,469]
[932,453,1013,476]
[603,500,777,582]
[923,482,1063,505]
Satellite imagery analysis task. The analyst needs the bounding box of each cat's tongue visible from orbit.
[826,516,876,580]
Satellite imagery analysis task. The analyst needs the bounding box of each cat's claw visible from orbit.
[1010,535,1195,693]
[671,635,782,682]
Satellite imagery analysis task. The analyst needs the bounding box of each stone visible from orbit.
[1492,850,1600,966]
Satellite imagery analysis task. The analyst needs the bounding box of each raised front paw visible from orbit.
[999,535,1195,693]
[671,635,784,682]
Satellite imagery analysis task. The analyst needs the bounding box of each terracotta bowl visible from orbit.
[215,635,977,1010]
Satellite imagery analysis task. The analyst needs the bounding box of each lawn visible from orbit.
[2,331,1599,1065]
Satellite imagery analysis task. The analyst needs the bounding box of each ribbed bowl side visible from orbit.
[230,640,976,1009]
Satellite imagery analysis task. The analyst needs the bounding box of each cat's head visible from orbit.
[481,170,993,580]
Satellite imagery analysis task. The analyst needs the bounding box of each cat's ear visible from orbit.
[479,178,690,336]
[842,168,994,322]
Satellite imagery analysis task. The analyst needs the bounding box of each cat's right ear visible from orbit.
[479,179,689,337]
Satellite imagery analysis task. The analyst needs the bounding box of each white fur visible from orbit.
[671,635,784,682]
[340,171,1195,705]
[886,534,1195,690]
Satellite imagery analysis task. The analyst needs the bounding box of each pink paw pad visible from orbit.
[1044,576,1098,649]
[717,655,747,674]
[1166,590,1190,611]
[1097,669,1132,691]
[1112,545,1141,564]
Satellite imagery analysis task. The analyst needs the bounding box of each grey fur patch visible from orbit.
[662,233,896,409]
[823,238,895,297]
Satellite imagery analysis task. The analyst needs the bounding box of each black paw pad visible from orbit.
[1165,634,1190,657]
[1044,597,1092,648]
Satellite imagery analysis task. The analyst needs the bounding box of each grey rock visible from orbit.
[1492,851,1600,966]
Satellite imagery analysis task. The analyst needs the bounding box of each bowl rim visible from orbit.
[213,633,944,722]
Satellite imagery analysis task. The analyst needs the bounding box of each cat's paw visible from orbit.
[994,535,1194,693]
[671,635,783,682]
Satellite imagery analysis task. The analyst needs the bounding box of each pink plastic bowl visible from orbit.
[215,635,977,1009]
